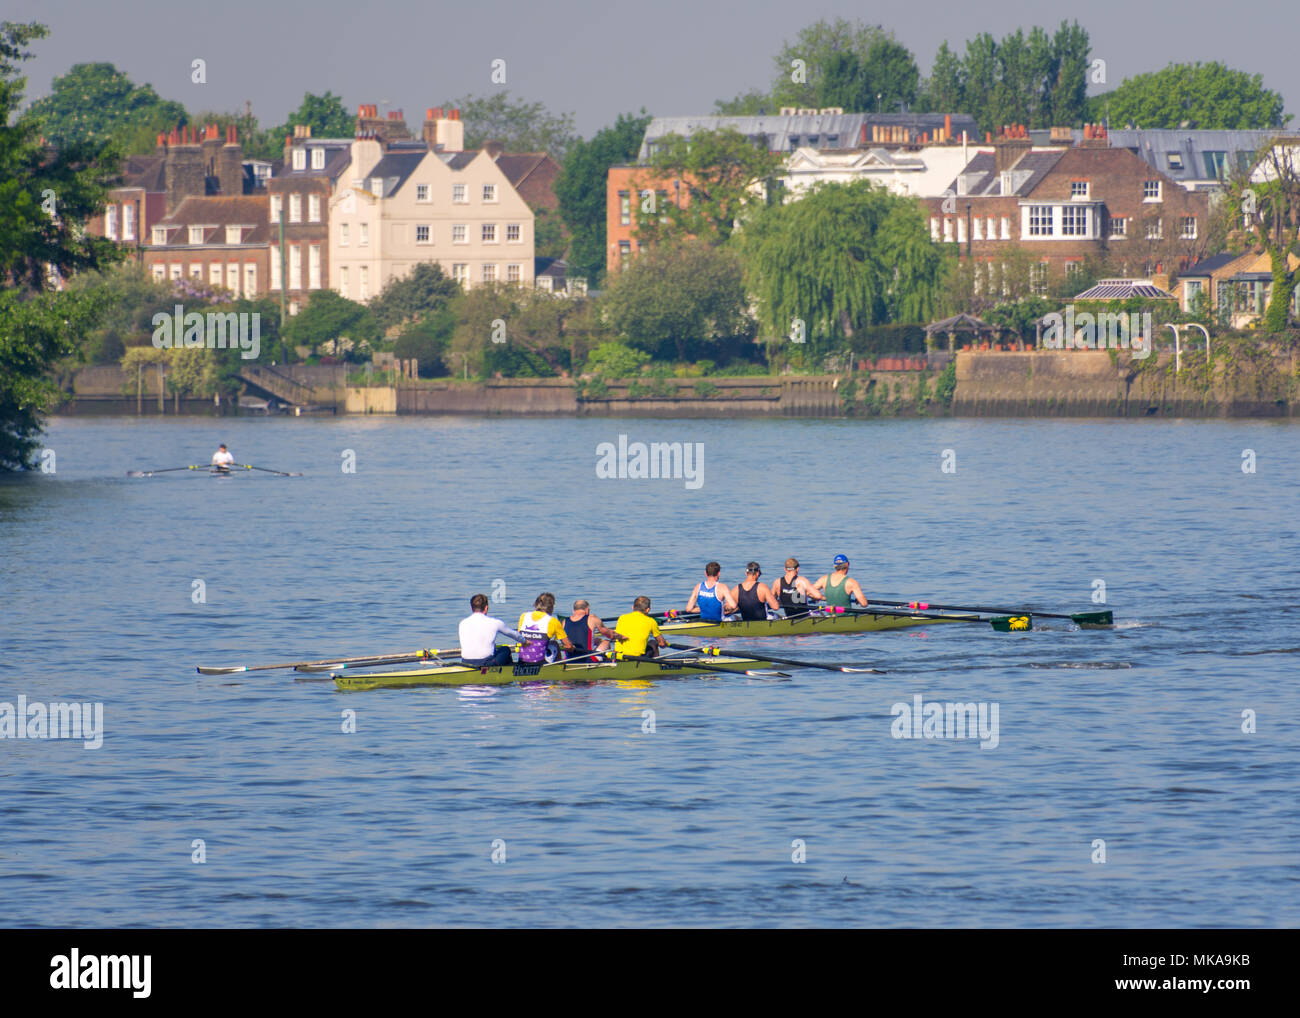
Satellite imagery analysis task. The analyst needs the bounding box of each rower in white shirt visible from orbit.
[458,593,523,667]
[211,444,235,472]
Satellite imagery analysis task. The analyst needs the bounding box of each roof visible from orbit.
[493,152,560,209]
[363,151,425,195]
[1073,278,1175,300]
[1184,252,1245,276]
[947,149,1065,197]
[925,313,998,334]
[1106,129,1281,185]
[152,195,271,244]
[638,112,979,161]
[118,153,165,192]
[440,151,478,170]
[279,141,351,180]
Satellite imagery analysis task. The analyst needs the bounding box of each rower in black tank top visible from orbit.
[736,580,766,621]
[775,575,810,618]
[563,615,592,659]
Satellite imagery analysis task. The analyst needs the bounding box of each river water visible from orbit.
[1,415,1297,927]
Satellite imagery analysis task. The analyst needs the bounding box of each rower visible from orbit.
[613,596,668,659]
[685,562,736,622]
[517,592,575,664]
[733,562,780,621]
[563,600,614,661]
[458,593,522,667]
[813,555,870,611]
[771,557,823,618]
[212,444,235,472]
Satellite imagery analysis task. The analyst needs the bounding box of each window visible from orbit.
[123,205,136,241]
[656,189,669,223]
[956,217,967,244]
[482,263,497,282]
[189,226,205,245]
[1030,263,1048,296]
[942,217,953,242]
[244,263,257,296]
[340,266,349,298]
[225,226,243,245]
[1166,152,1183,171]
[619,190,630,226]
[189,264,202,279]
[359,265,369,301]
[308,194,321,222]
[482,183,497,202]
[973,217,983,241]
[1180,216,1197,240]
[311,147,325,170]
[452,263,468,284]
[618,240,631,261]
[270,195,282,222]
[507,263,521,282]
[1001,217,1011,240]
[308,244,321,289]
[289,244,302,290]
[506,223,521,242]
[482,223,496,243]
[453,183,467,203]
[1109,217,1127,237]
[1028,205,1053,236]
[214,262,226,288]
[292,148,306,170]
[1061,205,1087,236]
[1065,260,1083,278]
[289,194,302,223]
[227,264,239,294]
[415,224,430,244]
[105,206,118,240]
[270,247,281,290]
[1145,218,1163,240]
[153,226,169,245]
[1143,180,1162,201]
[929,217,940,241]
[151,264,165,282]
[452,224,467,244]
[1202,151,1229,178]
[987,217,997,240]
[341,223,350,246]
[807,134,818,146]
[359,223,368,246]
[416,184,430,202]
[1070,180,1090,199]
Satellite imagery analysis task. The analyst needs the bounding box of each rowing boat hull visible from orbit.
[659,610,981,638]
[334,655,774,691]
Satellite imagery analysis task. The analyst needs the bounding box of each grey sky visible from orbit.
[11,0,1295,138]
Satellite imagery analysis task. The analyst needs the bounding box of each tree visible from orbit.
[441,92,578,160]
[27,61,187,155]
[1089,62,1289,129]
[770,18,895,110]
[922,41,965,114]
[554,111,650,284]
[368,262,460,332]
[713,89,773,116]
[1,22,124,469]
[392,308,455,377]
[276,91,354,140]
[284,290,380,360]
[739,181,942,361]
[1234,144,1300,330]
[602,238,751,362]
[643,128,784,246]
[817,42,919,114]
[446,283,577,377]
[582,341,650,378]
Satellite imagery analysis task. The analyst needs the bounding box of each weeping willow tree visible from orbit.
[738,180,942,365]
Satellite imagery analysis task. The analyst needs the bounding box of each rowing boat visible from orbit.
[659,608,982,638]
[334,654,776,691]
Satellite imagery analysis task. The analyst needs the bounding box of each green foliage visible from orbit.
[1090,62,1289,129]
[602,238,752,361]
[987,298,1056,344]
[583,341,650,378]
[448,283,577,378]
[740,180,941,361]
[533,206,566,261]
[693,379,719,398]
[392,309,455,377]
[442,91,578,160]
[850,324,927,357]
[934,359,957,408]
[817,37,919,113]
[769,19,898,110]
[277,91,354,140]
[713,90,774,116]
[284,290,380,361]
[27,60,187,154]
[65,262,173,364]
[555,111,650,284]
[368,262,460,332]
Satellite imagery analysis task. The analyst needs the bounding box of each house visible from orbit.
[140,194,270,298]
[782,144,975,199]
[1178,253,1253,313]
[329,108,535,298]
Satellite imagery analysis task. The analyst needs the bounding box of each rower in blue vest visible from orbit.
[685,561,737,622]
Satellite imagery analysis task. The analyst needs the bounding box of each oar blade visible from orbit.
[1070,610,1114,627]
[989,615,1033,633]
[196,665,249,675]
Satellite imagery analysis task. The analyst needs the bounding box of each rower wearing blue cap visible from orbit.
[813,555,870,611]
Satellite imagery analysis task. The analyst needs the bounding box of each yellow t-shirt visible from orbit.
[615,612,661,657]
[517,610,565,641]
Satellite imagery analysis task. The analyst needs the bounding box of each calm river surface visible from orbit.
[2,415,1297,927]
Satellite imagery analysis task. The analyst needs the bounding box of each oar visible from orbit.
[665,643,885,674]
[861,599,1112,627]
[233,463,304,477]
[127,465,206,477]
[619,653,790,678]
[294,648,464,673]
[197,648,442,675]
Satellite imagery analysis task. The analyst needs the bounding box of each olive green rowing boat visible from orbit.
[658,608,982,638]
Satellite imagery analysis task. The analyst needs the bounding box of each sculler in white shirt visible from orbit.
[458,593,523,667]
[211,444,235,472]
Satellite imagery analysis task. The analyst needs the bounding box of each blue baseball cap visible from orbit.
[833,554,849,566]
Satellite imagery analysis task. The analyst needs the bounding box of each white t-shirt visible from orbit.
[458,613,514,659]
[212,450,235,467]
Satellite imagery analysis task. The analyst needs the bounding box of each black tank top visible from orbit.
[775,575,810,617]
[736,580,766,621]
[563,615,592,657]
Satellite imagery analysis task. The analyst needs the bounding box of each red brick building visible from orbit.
[605,166,696,273]
[141,195,270,298]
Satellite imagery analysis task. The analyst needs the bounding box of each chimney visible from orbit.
[163,123,205,212]
[993,132,1031,174]
[484,140,504,159]
[437,108,463,152]
[218,123,243,195]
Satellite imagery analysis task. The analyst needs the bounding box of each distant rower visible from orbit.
[563,600,614,661]
[814,555,870,610]
[685,561,737,622]
[212,444,235,471]
[733,562,780,621]
[614,596,667,659]
[517,592,575,664]
[772,557,823,618]
[458,593,522,667]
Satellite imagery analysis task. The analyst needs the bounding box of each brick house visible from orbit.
[141,195,270,298]
[922,129,1211,290]
[605,165,696,273]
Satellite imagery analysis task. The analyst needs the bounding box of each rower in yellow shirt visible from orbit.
[614,595,668,659]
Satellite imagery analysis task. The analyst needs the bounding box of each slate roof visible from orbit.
[946,149,1065,196]
[151,196,271,245]
[118,153,165,191]
[363,151,425,194]
[1184,253,1245,276]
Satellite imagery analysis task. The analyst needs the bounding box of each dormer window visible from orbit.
[225,226,243,244]
[292,149,306,170]
[311,147,325,170]
[188,226,205,244]
[1166,153,1183,171]
[370,178,383,197]
[1070,180,1090,199]
[152,226,168,245]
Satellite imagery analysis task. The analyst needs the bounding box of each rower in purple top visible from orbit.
[733,562,780,621]
[813,555,871,611]
[685,561,737,622]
